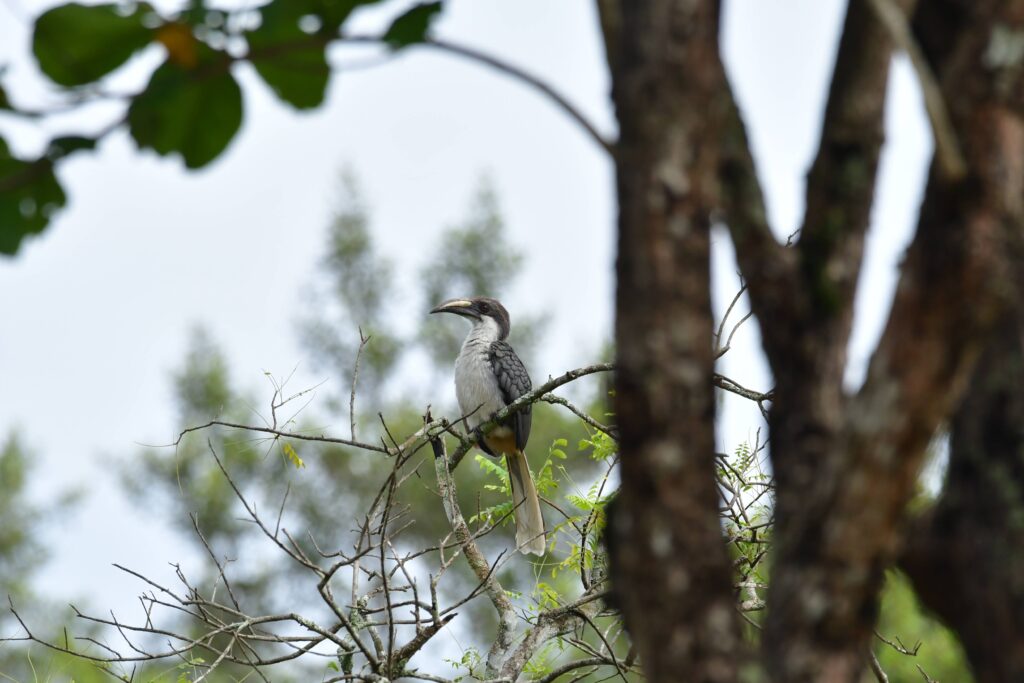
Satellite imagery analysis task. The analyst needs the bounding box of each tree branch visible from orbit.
[339,35,615,156]
[429,421,516,677]
[447,362,613,469]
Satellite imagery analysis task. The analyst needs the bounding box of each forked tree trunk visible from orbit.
[601,0,1024,681]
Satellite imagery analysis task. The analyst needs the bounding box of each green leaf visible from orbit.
[33,3,153,87]
[48,136,96,158]
[0,137,67,255]
[128,50,243,169]
[297,0,382,34]
[383,1,442,48]
[247,0,331,110]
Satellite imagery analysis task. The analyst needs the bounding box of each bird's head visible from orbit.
[430,296,511,340]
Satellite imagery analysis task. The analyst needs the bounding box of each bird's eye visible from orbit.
[478,302,490,313]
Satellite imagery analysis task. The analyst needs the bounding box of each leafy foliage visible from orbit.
[384,2,443,48]
[2,0,450,255]
[128,47,243,169]
[443,647,482,682]
[247,0,332,109]
[32,3,154,87]
[0,138,67,255]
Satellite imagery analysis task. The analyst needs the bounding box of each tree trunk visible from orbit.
[902,278,1024,682]
[601,1,742,681]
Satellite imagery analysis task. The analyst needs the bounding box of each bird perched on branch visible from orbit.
[430,296,546,555]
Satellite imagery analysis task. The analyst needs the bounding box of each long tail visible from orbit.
[506,449,546,556]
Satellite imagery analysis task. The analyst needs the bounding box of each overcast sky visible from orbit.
[0,0,930,627]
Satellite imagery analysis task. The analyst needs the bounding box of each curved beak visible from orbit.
[430,299,478,317]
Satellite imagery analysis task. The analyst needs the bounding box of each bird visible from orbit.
[430,296,546,555]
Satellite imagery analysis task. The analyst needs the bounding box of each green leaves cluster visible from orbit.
[33,3,154,87]
[469,433,616,578]
[443,647,482,682]
[384,2,443,47]
[128,46,243,169]
[468,437,571,530]
[2,0,447,255]
[0,139,66,255]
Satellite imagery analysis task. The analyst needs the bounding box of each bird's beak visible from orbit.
[430,299,477,317]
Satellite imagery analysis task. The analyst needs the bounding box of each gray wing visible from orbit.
[488,340,533,450]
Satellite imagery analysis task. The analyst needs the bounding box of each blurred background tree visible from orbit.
[0,434,49,621]
[299,169,401,411]
[0,434,101,681]
[107,170,601,680]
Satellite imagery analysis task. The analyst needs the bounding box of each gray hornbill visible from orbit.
[430,296,546,555]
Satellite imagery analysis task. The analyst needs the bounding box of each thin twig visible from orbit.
[541,393,617,439]
[350,327,370,441]
[869,651,890,683]
[338,36,614,156]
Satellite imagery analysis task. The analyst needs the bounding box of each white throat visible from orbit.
[466,315,503,344]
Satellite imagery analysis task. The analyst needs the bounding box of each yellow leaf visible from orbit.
[282,442,305,469]
[155,23,198,68]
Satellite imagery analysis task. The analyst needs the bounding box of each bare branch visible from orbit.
[337,36,614,156]
[869,651,890,683]
[875,631,921,657]
[429,418,516,676]
[350,327,371,441]
[448,362,614,468]
[540,393,616,439]
[535,656,609,683]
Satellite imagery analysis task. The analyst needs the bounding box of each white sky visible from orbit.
[0,0,930,635]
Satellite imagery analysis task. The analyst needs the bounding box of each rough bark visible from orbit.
[759,2,1024,680]
[601,1,741,681]
[902,296,1024,683]
[899,100,1024,680]
[766,3,1023,681]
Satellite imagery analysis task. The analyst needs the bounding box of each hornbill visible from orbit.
[430,296,546,555]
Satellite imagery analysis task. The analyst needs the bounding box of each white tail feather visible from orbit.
[506,450,546,556]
